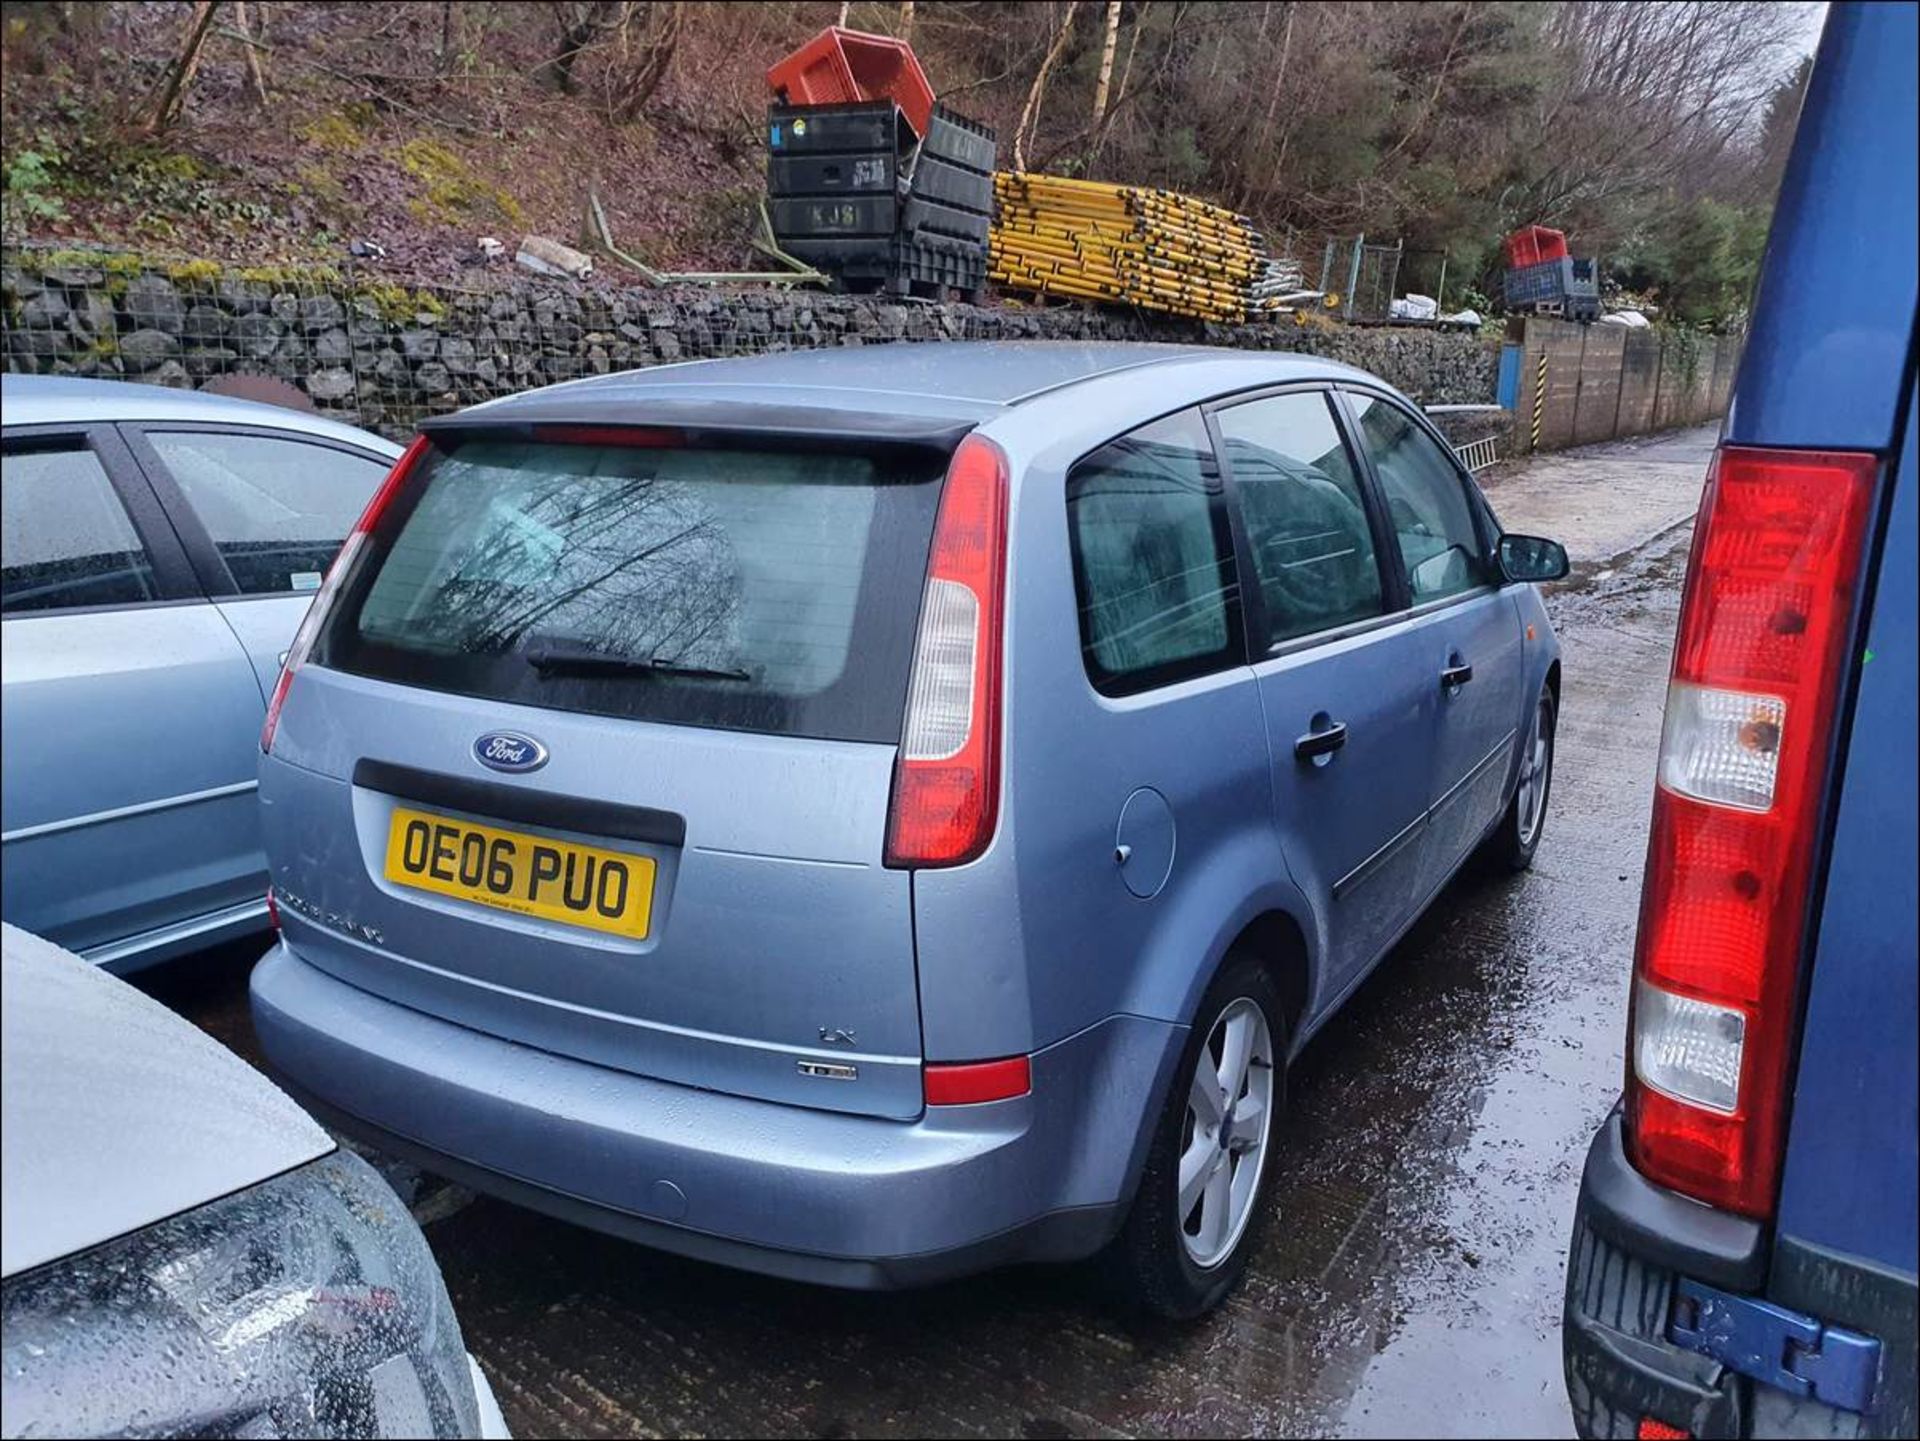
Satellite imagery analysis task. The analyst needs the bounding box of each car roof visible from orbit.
[443,341,1383,442]
[0,924,332,1279]
[0,375,403,454]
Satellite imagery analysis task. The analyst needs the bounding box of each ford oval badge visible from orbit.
[473,731,549,774]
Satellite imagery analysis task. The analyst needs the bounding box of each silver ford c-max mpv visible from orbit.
[251,342,1565,1317]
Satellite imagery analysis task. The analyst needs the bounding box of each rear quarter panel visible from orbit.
[912,368,1322,1064]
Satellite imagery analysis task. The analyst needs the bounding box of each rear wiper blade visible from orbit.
[522,639,750,682]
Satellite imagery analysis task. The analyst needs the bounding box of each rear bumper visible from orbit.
[1563,1108,1906,1440]
[251,942,1183,1289]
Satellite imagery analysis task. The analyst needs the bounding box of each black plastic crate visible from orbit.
[906,153,993,215]
[769,194,897,244]
[767,101,908,157]
[922,103,997,175]
[782,236,986,300]
[900,194,992,246]
[769,152,896,197]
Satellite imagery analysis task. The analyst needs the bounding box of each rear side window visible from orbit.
[147,431,390,596]
[1,443,159,615]
[317,436,944,743]
[1066,408,1243,695]
[1215,392,1384,645]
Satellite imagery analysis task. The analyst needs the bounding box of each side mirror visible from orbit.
[1498,533,1570,584]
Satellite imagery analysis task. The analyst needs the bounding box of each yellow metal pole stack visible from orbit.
[989,173,1268,322]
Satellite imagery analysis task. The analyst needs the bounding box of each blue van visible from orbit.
[1561,3,1918,1435]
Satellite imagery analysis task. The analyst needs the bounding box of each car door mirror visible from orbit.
[1497,533,1570,583]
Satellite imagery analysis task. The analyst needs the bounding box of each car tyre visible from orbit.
[1489,680,1557,872]
[1105,951,1287,1320]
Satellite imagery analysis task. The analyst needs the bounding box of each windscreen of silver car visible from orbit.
[0,1150,482,1440]
[313,437,943,743]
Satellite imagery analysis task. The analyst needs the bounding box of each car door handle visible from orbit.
[1440,662,1474,691]
[1294,721,1349,762]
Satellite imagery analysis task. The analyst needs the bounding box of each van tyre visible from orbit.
[1489,680,1556,872]
[1106,952,1286,1320]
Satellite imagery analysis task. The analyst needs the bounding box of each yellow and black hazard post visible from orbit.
[1532,352,1548,451]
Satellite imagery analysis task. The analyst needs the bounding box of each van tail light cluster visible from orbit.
[884,434,1010,868]
[261,436,432,756]
[1624,446,1878,1217]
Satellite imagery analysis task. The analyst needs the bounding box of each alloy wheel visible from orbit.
[1178,997,1276,1269]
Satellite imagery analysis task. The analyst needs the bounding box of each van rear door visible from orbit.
[262,425,950,1120]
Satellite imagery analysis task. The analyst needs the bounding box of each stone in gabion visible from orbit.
[233,313,282,359]
[217,278,271,314]
[414,361,452,393]
[439,336,478,375]
[299,294,347,333]
[183,305,230,341]
[123,275,186,333]
[399,328,439,361]
[120,327,182,372]
[19,291,70,329]
[313,328,352,365]
[306,367,355,401]
[73,291,117,339]
[184,346,238,379]
[149,358,192,388]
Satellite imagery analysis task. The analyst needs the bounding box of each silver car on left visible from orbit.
[0,377,400,969]
[0,922,508,1438]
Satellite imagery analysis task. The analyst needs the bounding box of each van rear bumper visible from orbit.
[251,941,1183,1288]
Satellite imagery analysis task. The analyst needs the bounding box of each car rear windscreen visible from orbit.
[315,434,946,743]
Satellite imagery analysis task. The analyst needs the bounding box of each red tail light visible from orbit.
[262,436,432,755]
[1625,446,1878,1217]
[884,434,1010,868]
[925,1055,1031,1105]
[265,885,280,931]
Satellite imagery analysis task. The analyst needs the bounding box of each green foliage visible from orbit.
[1614,195,1769,327]
[3,147,67,223]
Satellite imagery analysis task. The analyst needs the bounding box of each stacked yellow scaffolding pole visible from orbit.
[990,173,1267,322]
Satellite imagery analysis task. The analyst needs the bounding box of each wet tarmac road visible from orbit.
[150,428,1716,1438]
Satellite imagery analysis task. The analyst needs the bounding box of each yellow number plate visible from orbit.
[383,806,655,940]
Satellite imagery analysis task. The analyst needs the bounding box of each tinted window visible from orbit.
[1066,409,1242,695]
[1346,392,1490,603]
[1216,392,1383,644]
[1,444,158,614]
[318,437,943,743]
[149,431,389,596]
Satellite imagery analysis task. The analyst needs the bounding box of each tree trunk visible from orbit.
[538,1,615,93]
[899,0,913,42]
[439,0,456,75]
[1013,0,1080,172]
[836,1,850,26]
[144,0,222,134]
[1090,0,1121,123]
[233,0,269,106]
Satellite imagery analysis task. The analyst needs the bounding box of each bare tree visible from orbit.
[604,0,682,123]
[537,0,617,93]
[1090,0,1121,124]
[899,1,914,43]
[232,0,269,107]
[1012,0,1080,172]
[143,0,223,134]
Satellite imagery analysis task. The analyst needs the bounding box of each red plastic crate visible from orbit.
[1505,225,1569,270]
[767,26,936,140]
